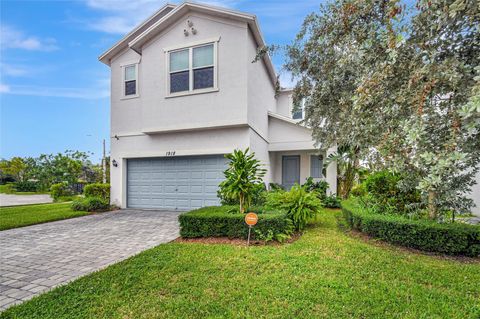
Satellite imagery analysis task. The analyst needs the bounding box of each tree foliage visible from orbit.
[282,0,480,218]
[0,151,107,190]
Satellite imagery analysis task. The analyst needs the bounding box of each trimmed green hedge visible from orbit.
[179,206,291,239]
[342,200,480,257]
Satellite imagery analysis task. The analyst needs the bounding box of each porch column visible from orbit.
[325,145,337,196]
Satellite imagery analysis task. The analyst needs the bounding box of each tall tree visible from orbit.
[283,0,480,218]
[0,157,27,182]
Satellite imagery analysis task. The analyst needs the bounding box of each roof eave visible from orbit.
[127,2,277,85]
[98,3,177,66]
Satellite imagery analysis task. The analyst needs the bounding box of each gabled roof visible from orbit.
[98,3,176,65]
[98,1,277,85]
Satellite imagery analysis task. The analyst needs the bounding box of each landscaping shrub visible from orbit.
[268,183,284,191]
[14,181,38,192]
[218,183,267,207]
[71,197,110,212]
[84,183,110,202]
[323,195,342,208]
[303,177,329,195]
[0,183,15,194]
[218,149,266,213]
[301,177,340,208]
[50,182,74,201]
[265,184,323,231]
[350,183,367,197]
[179,206,292,241]
[362,171,422,215]
[342,199,480,257]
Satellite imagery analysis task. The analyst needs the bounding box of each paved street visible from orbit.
[0,209,180,310]
[0,194,53,207]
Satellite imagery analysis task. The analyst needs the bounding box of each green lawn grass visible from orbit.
[0,203,90,231]
[1,209,479,318]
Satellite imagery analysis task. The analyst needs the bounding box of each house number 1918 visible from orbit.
[166,151,176,156]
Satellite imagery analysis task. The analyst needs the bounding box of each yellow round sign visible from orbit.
[245,212,258,226]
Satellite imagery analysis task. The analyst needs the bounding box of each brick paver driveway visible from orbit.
[0,209,180,310]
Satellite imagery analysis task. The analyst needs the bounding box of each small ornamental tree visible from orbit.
[218,148,266,213]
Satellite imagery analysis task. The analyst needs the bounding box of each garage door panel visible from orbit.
[127,155,226,210]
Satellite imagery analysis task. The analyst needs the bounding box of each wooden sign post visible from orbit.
[245,212,258,246]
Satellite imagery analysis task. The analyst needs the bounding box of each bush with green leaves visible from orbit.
[14,181,39,192]
[50,182,74,201]
[84,183,110,202]
[350,183,367,197]
[268,183,284,191]
[342,199,480,257]
[361,171,422,216]
[71,197,110,212]
[265,184,323,231]
[323,195,342,208]
[218,149,266,213]
[179,206,293,241]
[218,182,267,207]
[302,177,329,195]
[302,177,340,208]
[0,183,15,194]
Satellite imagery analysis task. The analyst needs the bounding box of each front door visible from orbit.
[282,155,300,189]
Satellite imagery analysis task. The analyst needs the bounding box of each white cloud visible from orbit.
[0,83,10,93]
[83,0,168,34]
[88,16,136,34]
[0,63,29,77]
[0,25,58,51]
[85,0,161,11]
[0,80,110,99]
[83,0,242,34]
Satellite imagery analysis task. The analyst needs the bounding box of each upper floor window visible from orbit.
[292,98,305,119]
[168,42,216,95]
[124,64,138,96]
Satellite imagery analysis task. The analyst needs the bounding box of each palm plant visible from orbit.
[324,144,361,199]
[218,148,266,213]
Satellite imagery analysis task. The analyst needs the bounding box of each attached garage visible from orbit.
[126,155,228,210]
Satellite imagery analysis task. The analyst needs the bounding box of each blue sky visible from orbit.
[0,0,322,163]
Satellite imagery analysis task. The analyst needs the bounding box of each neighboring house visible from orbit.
[99,2,337,210]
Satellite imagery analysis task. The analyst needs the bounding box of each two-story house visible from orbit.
[99,2,337,210]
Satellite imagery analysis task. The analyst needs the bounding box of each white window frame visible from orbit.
[121,63,139,99]
[165,38,219,98]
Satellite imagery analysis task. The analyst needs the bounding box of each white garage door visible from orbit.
[127,155,227,210]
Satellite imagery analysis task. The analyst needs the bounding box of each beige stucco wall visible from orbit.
[268,117,316,151]
[110,49,143,135]
[141,13,248,133]
[107,8,337,207]
[246,28,275,141]
[110,127,250,207]
[275,91,293,117]
[248,128,271,185]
